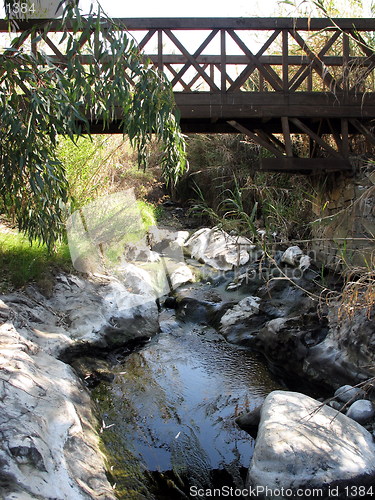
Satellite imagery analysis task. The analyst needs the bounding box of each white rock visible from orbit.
[346,400,375,424]
[220,296,261,328]
[281,246,303,266]
[248,391,375,494]
[185,227,255,271]
[170,263,195,289]
[334,384,365,403]
[0,324,115,499]
[299,254,311,271]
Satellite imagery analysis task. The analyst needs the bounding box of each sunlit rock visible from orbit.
[185,227,255,271]
[247,391,375,497]
[0,323,115,499]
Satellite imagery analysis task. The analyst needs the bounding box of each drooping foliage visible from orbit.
[0,4,186,248]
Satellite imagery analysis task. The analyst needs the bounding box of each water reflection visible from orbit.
[94,316,283,497]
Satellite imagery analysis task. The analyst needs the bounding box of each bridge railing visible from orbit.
[1,17,375,95]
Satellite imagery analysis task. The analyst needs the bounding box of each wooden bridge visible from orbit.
[2,17,375,171]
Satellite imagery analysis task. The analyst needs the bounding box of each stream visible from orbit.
[92,275,285,499]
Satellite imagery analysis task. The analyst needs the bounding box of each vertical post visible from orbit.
[343,31,349,93]
[341,118,349,157]
[221,29,226,92]
[281,117,293,157]
[31,30,37,56]
[158,29,163,71]
[308,69,313,91]
[282,29,288,92]
[259,72,264,92]
[210,64,214,82]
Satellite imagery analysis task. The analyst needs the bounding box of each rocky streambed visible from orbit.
[1,226,375,499]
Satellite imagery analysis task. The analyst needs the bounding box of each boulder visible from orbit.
[219,296,265,343]
[169,262,195,290]
[248,391,375,498]
[220,296,261,328]
[346,400,375,424]
[184,227,256,271]
[304,305,375,387]
[281,246,303,266]
[334,384,365,403]
[0,324,115,499]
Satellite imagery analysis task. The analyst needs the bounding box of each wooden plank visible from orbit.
[342,31,350,92]
[228,120,285,157]
[221,29,226,92]
[341,118,350,156]
[281,117,293,157]
[260,158,352,172]
[327,118,343,152]
[282,29,288,92]
[157,29,163,71]
[290,117,343,158]
[2,18,375,32]
[42,52,374,67]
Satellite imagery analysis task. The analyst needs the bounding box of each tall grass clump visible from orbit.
[183,134,313,241]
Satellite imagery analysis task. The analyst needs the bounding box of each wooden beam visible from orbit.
[349,118,375,146]
[2,17,375,32]
[157,29,163,71]
[341,118,350,156]
[260,158,352,172]
[221,29,226,92]
[290,118,344,159]
[228,120,285,157]
[282,29,289,92]
[281,117,293,157]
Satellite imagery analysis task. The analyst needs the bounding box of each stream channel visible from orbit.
[89,260,296,500]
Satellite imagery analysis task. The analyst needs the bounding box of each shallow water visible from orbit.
[94,307,284,498]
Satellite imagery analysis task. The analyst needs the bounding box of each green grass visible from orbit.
[0,231,72,292]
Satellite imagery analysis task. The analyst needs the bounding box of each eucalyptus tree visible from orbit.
[0,4,186,248]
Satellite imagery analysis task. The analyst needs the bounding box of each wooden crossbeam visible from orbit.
[260,158,352,172]
[167,29,220,91]
[227,29,283,91]
[228,120,285,157]
[290,118,343,159]
[349,118,375,146]
[41,34,66,61]
[164,64,191,91]
[289,30,342,92]
[227,29,281,92]
[138,29,157,50]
